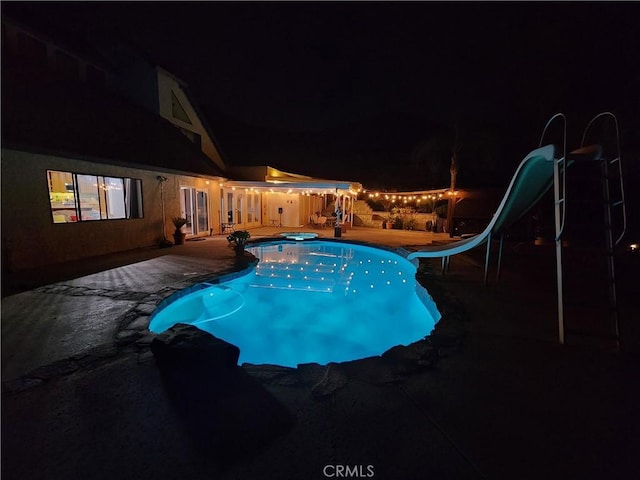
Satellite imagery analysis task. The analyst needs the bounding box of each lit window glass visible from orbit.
[47,171,143,223]
[105,177,126,219]
[48,170,78,223]
[76,174,101,221]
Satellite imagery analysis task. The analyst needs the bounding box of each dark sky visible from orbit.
[5,1,639,133]
[4,1,638,232]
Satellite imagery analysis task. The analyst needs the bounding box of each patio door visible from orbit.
[235,193,245,229]
[180,187,194,235]
[181,187,209,236]
[225,191,234,223]
[243,192,261,227]
[196,190,209,234]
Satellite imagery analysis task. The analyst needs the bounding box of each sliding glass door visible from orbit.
[196,190,209,234]
[181,187,209,236]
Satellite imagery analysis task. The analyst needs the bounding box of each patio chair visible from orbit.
[310,213,327,228]
[407,144,559,284]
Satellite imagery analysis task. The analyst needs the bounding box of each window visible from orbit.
[171,90,192,124]
[47,170,143,223]
[48,171,77,223]
[101,177,126,219]
[76,174,101,221]
[177,126,201,148]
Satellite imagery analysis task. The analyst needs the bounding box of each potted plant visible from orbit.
[172,217,188,245]
[227,230,251,256]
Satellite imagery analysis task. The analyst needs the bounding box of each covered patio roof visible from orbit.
[222,166,363,196]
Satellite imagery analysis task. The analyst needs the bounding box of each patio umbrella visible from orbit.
[334,189,341,225]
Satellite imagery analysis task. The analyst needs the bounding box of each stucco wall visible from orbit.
[1,149,222,271]
[263,192,301,227]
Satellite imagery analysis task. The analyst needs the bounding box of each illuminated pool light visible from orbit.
[150,241,441,367]
[279,232,319,241]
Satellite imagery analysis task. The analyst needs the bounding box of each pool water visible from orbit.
[150,241,441,367]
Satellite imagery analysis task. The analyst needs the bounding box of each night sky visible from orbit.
[4,2,640,188]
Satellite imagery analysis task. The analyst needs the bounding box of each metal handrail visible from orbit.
[538,113,568,345]
[539,113,568,240]
[581,111,627,246]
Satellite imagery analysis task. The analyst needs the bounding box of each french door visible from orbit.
[181,187,209,236]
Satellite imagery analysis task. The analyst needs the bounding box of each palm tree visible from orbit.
[446,125,461,237]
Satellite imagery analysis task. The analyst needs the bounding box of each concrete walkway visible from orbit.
[2,226,639,479]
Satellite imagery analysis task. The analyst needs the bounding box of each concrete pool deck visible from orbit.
[2,226,639,479]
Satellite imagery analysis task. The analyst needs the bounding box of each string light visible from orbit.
[363,189,458,202]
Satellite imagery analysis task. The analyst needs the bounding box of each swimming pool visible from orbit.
[150,241,441,367]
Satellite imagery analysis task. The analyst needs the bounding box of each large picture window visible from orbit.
[48,170,143,223]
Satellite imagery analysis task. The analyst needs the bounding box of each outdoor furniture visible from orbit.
[310,214,327,228]
[221,222,235,234]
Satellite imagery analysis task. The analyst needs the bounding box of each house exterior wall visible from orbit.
[255,192,326,227]
[263,192,301,228]
[156,70,225,171]
[1,148,223,271]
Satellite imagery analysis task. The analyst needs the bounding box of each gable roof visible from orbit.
[154,65,228,169]
[1,70,227,178]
